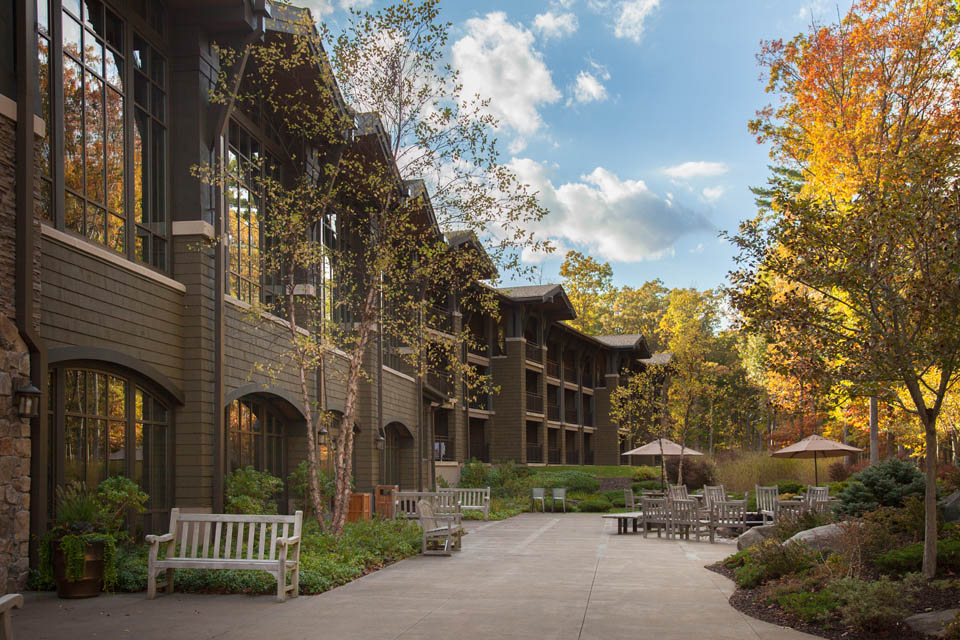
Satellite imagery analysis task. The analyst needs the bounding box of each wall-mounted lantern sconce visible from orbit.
[375,431,386,450]
[16,384,40,419]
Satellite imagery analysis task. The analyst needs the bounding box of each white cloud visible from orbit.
[301,0,371,16]
[613,0,660,44]
[533,11,579,40]
[689,243,705,254]
[508,159,712,263]
[702,186,725,202]
[588,59,611,81]
[521,240,568,264]
[663,161,729,180]
[552,0,577,9]
[452,13,561,134]
[570,71,609,104]
[508,137,528,154]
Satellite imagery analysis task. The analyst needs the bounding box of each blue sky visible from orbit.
[305,0,844,291]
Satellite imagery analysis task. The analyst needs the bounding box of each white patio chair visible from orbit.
[551,487,567,513]
[531,487,546,512]
[756,485,779,524]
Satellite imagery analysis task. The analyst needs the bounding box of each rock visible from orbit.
[784,523,849,553]
[905,608,959,638]
[939,490,960,524]
[737,524,777,550]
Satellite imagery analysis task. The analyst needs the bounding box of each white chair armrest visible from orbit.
[145,533,175,545]
[276,536,300,548]
[0,593,23,614]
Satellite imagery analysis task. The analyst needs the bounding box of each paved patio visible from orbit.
[13,513,815,639]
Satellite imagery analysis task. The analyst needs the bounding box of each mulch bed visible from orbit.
[706,561,960,639]
[598,477,633,491]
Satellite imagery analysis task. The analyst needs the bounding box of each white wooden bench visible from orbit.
[145,509,303,602]
[440,487,490,520]
[395,491,460,521]
[0,593,23,640]
[417,499,463,555]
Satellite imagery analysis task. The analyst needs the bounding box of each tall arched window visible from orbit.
[226,397,286,478]
[49,365,172,517]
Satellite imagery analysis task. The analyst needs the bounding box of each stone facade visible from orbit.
[0,316,31,594]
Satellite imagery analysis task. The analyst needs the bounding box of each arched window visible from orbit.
[226,397,286,478]
[48,365,172,516]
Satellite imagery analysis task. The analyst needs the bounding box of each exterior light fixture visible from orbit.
[375,431,386,450]
[16,383,41,419]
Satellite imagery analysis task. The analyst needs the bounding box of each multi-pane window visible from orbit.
[61,0,127,252]
[52,367,171,514]
[226,121,266,304]
[132,34,167,269]
[226,398,285,479]
[39,1,168,270]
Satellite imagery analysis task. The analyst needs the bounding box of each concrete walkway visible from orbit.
[14,513,815,639]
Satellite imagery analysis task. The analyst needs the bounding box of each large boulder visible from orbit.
[905,608,959,638]
[784,523,849,554]
[737,524,777,551]
[939,490,960,524]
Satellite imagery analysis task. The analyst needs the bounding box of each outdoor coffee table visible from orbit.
[602,511,644,534]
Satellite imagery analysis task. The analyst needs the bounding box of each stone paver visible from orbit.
[13,513,816,640]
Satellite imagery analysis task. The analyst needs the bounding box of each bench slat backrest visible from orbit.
[166,511,301,563]
[440,487,489,508]
[395,491,440,518]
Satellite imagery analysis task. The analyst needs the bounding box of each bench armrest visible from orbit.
[145,533,175,545]
[0,593,23,614]
[276,536,300,548]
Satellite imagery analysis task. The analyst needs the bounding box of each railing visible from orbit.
[426,305,454,334]
[582,375,594,390]
[584,450,594,465]
[425,369,449,395]
[434,436,455,462]
[563,365,577,384]
[548,448,562,464]
[546,359,560,378]
[468,393,491,411]
[525,341,542,363]
[469,443,490,463]
[564,405,578,424]
[565,449,580,465]
[526,444,542,463]
[547,402,560,422]
[583,409,594,427]
[468,339,488,356]
[526,392,543,414]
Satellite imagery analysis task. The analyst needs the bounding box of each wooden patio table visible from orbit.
[602,511,644,534]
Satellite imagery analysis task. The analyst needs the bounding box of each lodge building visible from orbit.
[0,0,651,594]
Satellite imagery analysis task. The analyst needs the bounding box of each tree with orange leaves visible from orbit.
[730,0,960,578]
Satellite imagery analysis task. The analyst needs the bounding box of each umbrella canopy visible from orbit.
[771,434,863,484]
[771,434,862,459]
[621,438,705,457]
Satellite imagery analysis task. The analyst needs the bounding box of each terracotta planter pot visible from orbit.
[51,540,105,598]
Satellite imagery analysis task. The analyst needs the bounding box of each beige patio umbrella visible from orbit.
[771,434,863,485]
[621,438,704,488]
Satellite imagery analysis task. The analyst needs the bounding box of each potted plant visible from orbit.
[39,478,148,598]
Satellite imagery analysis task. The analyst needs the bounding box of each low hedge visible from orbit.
[875,537,960,575]
[577,495,613,512]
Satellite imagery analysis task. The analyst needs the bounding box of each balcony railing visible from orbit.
[584,450,595,465]
[546,359,560,379]
[564,405,578,424]
[563,365,577,384]
[525,341,542,363]
[469,394,491,411]
[468,339,488,356]
[548,448,562,464]
[426,305,454,334]
[526,443,542,463]
[526,392,543,414]
[425,369,449,395]
[469,443,490,463]
[583,410,594,427]
[547,402,560,422]
[434,436,455,462]
[566,448,580,465]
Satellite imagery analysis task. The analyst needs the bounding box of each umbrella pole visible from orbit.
[814,451,818,486]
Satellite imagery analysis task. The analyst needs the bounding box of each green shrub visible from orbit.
[665,457,717,490]
[875,537,960,575]
[834,574,923,632]
[777,481,805,495]
[602,490,627,507]
[287,461,335,517]
[836,458,925,516]
[734,561,764,588]
[735,539,818,589]
[777,589,841,623]
[225,467,283,514]
[723,550,750,568]
[576,495,612,512]
[459,459,490,488]
[633,466,660,481]
[632,480,664,492]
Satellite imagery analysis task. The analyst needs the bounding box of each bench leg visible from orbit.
[277,547,288,602]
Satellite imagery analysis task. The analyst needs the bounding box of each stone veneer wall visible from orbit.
[0,317,31,594]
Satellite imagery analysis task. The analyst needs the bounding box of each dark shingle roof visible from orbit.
[594,334,644,349]
[496,284,563,300]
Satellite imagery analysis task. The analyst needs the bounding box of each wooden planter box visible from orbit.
[347,492,371,522]
[375,485,398,519]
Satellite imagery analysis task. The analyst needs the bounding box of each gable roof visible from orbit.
[496,283,576,320]
[445,230,497,280]
[595,334,645,349]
